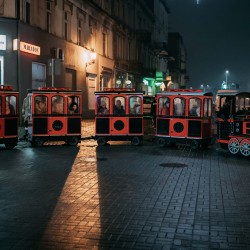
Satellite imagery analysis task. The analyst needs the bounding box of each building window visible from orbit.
[46,1,51,32]
[102,32,107,56]
[116,34,123,60]
[32,63,46,89]
[128,40,131,61]
[77,19,82,45]
[24,0,31,24]
[0,0,4,15]
[89,19,96,50]
[64,12,69,40]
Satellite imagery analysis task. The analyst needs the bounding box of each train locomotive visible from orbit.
[1,85,250,158]
[215,89,250,156]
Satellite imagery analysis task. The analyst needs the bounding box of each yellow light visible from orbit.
[90,52,97,61]
[20,41,40,55]
[13,39,19,51]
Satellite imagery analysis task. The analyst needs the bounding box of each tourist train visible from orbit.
[1,86,249,157]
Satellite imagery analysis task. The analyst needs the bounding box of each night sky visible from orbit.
[167,0,250,90]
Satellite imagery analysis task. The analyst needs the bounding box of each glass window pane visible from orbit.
[97,96,109,115]
[32,63,46,89]
[5,96,16,115]
[52,96,64,114]
[158,97,170,115]
[129,96,142,114]
[189,98,201,117]
[68,96,80,114]
[34,95,47,114]
[174,98,185,116]
[113,96,125,115]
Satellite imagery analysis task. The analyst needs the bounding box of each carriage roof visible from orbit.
[216,89,250,97]
[95,88,143,95]
[156,89,213,97]
[27,87,81,94]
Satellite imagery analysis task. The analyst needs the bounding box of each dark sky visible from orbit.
[167,0,250,90]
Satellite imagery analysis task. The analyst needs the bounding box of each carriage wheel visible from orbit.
[32,137,44,147]
[67,136,79,146]
[190,140,199,150]
[240,139,250,157]
[131,136,141,146]
[228,138,240,155]
[157,138,166,147]
[97,137,106,146]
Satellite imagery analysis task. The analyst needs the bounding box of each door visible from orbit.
[87,74,96,110]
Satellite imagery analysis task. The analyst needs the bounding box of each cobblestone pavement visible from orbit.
[1,120,250,249]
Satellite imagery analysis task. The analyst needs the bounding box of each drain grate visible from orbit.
[160,163,187,168]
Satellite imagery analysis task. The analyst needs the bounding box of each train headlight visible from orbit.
[236,128,240,133]
[236,123,240,127]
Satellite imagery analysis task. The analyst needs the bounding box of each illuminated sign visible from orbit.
[20,42,40,55]
[156,71,163,81]
[0,35,6,50]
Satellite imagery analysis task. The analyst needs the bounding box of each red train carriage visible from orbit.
[156,89,213,149]
[95,88,144,145]
[216,90,250,156]
[24,88,82,147]
[0,85,19,149]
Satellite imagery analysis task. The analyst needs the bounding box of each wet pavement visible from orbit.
[1,120,250,249]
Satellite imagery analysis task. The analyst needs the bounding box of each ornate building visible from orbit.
[0,0,175,117]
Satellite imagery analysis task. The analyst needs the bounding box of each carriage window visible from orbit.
[236,95,250,115]
[34,95,47,114]
[220,97,232,109]
[68,96,80,114]
[52,96,64,114]
[220,97,232,118]
[174,98,185,116]
[97,96,110,115]
[203,99,208,117]
[129,96,142,114]
[5,96,16,115]
[158,97,170,116]
[208,99,212,117]
[204,99,212,117]
[189,98,201,117]
[113,96,125,115]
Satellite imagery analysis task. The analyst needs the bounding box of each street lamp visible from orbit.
[225,70,229,89]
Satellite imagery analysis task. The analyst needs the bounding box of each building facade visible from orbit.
[167,32,188,89]
[0,0,172,118]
